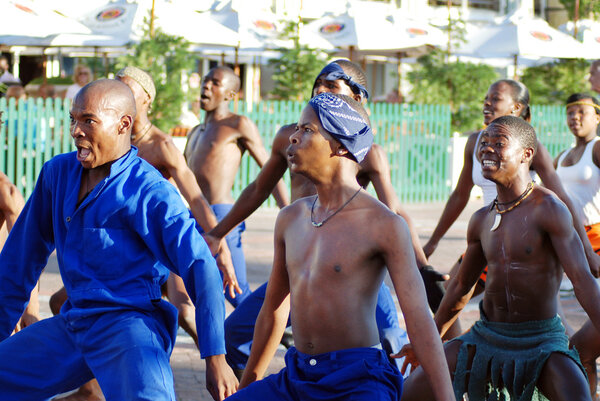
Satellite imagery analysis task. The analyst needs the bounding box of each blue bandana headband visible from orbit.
[309,93,373,163]
[312,63,370,100]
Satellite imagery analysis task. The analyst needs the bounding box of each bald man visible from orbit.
[185,66,289,307]
[0,79,237,401]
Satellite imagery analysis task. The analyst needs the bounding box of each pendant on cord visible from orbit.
[490,213,501,231]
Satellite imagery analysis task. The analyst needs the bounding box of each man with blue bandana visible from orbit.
[0,80,238,400]
[226,93,454,401]
[205,60,440,377]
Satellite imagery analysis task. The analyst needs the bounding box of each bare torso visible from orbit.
[281,194,390,354]
[185,115,246,204]
[476,188,563,323]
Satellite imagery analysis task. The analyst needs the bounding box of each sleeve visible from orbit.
[137,182,226,358]
[0,165,55,340]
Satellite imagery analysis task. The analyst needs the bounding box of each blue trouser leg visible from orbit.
[79,306,177,400]
[376,282,409,371]
[224,281,408,371]
[206,204,251,307]
[0,315,93,401]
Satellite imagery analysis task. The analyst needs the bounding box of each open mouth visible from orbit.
[76,146,91,162]
[482,159,497,168]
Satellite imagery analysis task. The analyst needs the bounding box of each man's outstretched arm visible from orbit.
[239,209,291,389]
[383,212,455,401]
[158,138,240,297]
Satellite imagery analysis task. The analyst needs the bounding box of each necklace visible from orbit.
[310,187,362,228]
[490,182,534,231]
[132,122,152,144]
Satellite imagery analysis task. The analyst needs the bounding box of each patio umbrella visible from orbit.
[559,19,600,55]
[455,12,593,62]
[298,0,400,60]
[0,0,92,45]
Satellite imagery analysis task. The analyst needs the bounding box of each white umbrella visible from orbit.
[456,13,593,60]
[299,1,398,58]
[560,19,600,55]
[193,0,287,50]
[155,2,241,48]
[299,1,444,59]
[0,0,91,45]
[387,10,447,57]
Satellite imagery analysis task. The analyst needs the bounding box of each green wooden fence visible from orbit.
[0,97,576,206]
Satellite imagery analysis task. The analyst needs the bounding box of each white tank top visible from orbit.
[472,130,501,205]
[471,130,538,205]
[556,137,600,226]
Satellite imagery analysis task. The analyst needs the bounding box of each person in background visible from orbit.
[64,64,92,101]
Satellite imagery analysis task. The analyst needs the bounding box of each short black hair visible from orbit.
[489,115,537,155]
[212,66,240,93]
[566,93,600,116]
[494,79,531,122]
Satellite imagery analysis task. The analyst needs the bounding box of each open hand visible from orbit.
[391,343,419,376]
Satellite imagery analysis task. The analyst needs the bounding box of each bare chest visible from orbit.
[480,209,551,274]
[284,220,379,285]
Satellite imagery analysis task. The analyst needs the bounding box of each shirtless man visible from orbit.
[185,66,288,307]
[206,60,441,374]
[227,92,454,400]
[400,115,600,401]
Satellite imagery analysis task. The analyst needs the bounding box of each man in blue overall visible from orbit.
[0,79,237,400]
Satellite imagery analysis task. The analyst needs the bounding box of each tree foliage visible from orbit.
[117,16,193,132]
[268,19,329,101]
[520,59,590,105]
[557,0,600,20]
[408,49,498,132]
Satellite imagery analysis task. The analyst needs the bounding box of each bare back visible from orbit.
[475,187,565,323]
[135,126,177,180]
[185,115,247,204]
[281,192,394,354]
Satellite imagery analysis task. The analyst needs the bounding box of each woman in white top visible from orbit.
[557,93,600,400]
[423,80,600,338]
[64,64,92,101]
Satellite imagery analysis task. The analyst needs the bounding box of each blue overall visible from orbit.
[198,204,251,307]
[0,149,226,400]
[227,346,403,400]
[225,281,408,371]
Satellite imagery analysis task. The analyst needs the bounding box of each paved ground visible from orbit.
[37,200,591,400]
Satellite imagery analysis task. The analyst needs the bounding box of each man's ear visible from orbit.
[522,147,534,163]
[118,114,134,136]
[334,144,349,157]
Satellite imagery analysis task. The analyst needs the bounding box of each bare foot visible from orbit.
[53,379,104,401]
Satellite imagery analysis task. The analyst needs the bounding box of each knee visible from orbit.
[49,290,67,316]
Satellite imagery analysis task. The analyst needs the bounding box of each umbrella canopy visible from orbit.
[560,19,600,55]
[456,12,593,60]
[299,1,444,59]
[192,0,286,50]
[156,3,240,47]
[0,0,92,45]
[299,1,397,55]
